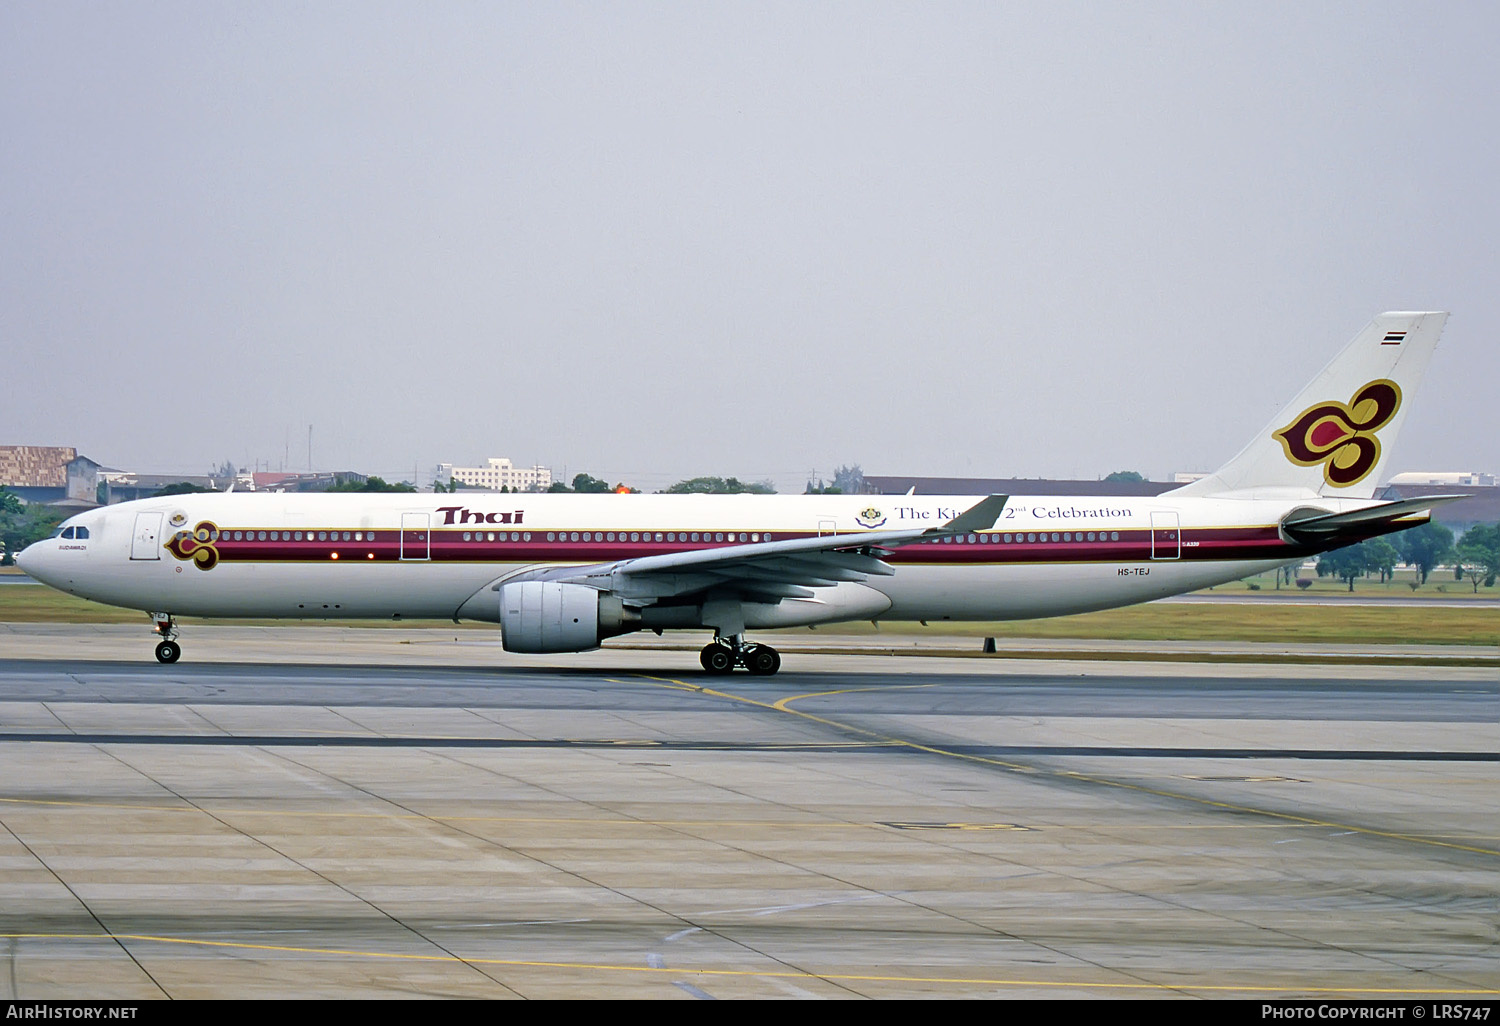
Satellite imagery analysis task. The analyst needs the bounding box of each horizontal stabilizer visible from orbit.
[1281,494,1467,540]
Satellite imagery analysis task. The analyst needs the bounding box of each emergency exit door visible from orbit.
[1151,511,1180,560]
[400,513,430,560]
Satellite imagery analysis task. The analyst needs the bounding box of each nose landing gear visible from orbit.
[151,613,181,664]
[699,635,781,676]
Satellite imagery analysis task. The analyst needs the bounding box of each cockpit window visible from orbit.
[60,527,75,539]
[74,526,89,539]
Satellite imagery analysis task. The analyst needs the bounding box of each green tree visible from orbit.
[326,476,416,493]
[1466,523,1500,587]
[1394,522,1454,585]
[547,480,572,493]
[1317,544,1371,591]
[1104,470,1145,483]
[1,502,63,565]
[664,476,775,494]
[1455,524,1500,592]
[153,481,217,497]
[1362,537,1399,584]
[571,473,614,493]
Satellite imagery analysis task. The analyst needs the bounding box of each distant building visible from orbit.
[250,471,368,493]
[0,446,105,508]
[435,458,552,492]
[1378,484,1500,536]
[0,445,76,503]
[102,473,219,503]
[1387,471,1496,488]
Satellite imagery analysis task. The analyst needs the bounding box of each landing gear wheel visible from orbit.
[742,644,781,676]
[699,643,735,675]
[155,640,181,664]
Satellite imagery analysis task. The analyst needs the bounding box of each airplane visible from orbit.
[17,311,1464,674]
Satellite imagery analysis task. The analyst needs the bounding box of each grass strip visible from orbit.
[1,582,1494,647]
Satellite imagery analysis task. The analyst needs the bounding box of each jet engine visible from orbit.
[498,581,634,653]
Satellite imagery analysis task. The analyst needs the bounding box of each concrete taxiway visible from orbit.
[0,623,1495,999]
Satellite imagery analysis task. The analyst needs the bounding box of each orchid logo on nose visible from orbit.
[1273,379,1401,488]
[165,521,221,570]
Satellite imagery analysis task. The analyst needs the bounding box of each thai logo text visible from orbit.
[436,506,525,526]
[1272,379,1401,488]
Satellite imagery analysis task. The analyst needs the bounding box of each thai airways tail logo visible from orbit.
[1273,379,1402,488]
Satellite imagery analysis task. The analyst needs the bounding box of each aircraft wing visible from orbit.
[503,495,1008,603]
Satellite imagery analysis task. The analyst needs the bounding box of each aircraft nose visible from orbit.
[14,541,45,579]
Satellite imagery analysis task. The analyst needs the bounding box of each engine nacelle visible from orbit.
[499,581,632,653]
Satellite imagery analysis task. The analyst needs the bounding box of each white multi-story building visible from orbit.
[434,458,553,492]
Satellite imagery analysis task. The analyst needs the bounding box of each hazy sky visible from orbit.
[4,3,1496,492]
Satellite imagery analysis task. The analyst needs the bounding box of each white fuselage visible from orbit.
[19,490,1357,628]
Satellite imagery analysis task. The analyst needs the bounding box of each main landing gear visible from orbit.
[151,613,181,664]
[699,635,781,676]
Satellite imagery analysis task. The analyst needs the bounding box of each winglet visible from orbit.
[930,495,1009,535]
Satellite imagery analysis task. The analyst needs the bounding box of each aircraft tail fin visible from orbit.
[1171,311,1447,499]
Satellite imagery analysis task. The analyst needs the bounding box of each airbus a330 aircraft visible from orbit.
[18,312,1462,674]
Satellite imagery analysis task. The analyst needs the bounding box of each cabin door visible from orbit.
[130,512,162,560]
[400,513,430,561]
